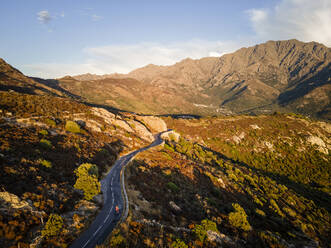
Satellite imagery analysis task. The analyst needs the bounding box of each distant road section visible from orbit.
[70,131,168,248]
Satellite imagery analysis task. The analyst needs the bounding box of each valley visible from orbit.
[0,39,330,248]
[63,40,331,120]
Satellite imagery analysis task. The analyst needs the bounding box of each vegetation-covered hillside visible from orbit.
[0,90,166,247]
[71,40,331,120]
[104,114,330,248]
[0,39,330,248]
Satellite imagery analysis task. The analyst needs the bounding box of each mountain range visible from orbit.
[66,39,331,120]
[1,39,330,120]
[1,39,331,247]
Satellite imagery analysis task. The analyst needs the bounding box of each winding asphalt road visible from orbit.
[70,131,167,248]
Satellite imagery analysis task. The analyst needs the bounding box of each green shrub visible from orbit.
[193,219,219,242]
[283,207,296,218]
[167,182,179,193]
[164,143,175,152]
[65,120,81,133]
[253,196,264,207]
[171,238,188,248]
[39,130,48,136]
[129,122,136,129]
[39,139,52,149]
[162,152,173,160]
[109,229,126,247]
[259,231,287,248]
[169,133,176,141]
[39,159,52,168]
[44,118,56,127]
[255,208,266,217]
[228,203,252,231]
[74,163,100,200]
[269,199,284,217]
[41,214,63,237]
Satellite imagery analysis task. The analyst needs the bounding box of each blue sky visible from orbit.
[0,0,330,78]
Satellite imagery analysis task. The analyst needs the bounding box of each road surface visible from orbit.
[70,131,167,248]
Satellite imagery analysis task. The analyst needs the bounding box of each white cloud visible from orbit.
[23,62,104,79]
[247,0,331,46]
[37,10,51,24]
[22,40,246,78]
[91,14,103,21]
[247,9,268,23]
[84,40,243,73]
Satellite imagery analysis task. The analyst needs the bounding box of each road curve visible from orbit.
[70,131,168,248]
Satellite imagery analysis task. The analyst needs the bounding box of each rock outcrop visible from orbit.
[135,116,167,133]
[161,130,180,142]
[0,191,29,209]
[307,136,328,154]
[207,230,235,246]
[169,201,181,213]
[89,107,166,142]
[67,40,331,119]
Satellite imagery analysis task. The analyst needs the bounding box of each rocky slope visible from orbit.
[1,44,330,248]
[0,59,66,97]
[205,40,331,117]
[102,113,330,248]
[0,64,168,247]
[56,75,209,115]
[71,39,331,119]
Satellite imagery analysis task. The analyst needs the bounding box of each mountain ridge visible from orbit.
[0,39,330,120]
[0,39,331,248]
[68,39,330,120]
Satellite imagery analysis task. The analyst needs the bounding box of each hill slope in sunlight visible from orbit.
[102,113,330,248]
[71,39,331,120]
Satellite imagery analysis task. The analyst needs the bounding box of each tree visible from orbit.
[171,238,188,248]
[228,203,252,231]
[74,163,100,200]
[65,120,81,133]
[41,214,63,237]
[193,219,219,242]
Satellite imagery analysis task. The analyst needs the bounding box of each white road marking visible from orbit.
[82,239,90,248]
[109,205,114,214]
[72,134,166,248]
[93,225,103,236]
[104,214,110,223]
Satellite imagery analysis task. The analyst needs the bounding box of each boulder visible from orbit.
[169,201,181,213]
[85,119,103,133]
[233,132,245,144]
[217,178,226,188]
[135,115,167,133]
[250,124,261,130]
[0,191,29,209]
[113,119,133,132]
[207,230,234,246]
[264,141,274,151]
[91,107,115,124]
[161,131,180,142]
[317,121,331,133]
[129,120,154,142]
[307,136,328,154]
